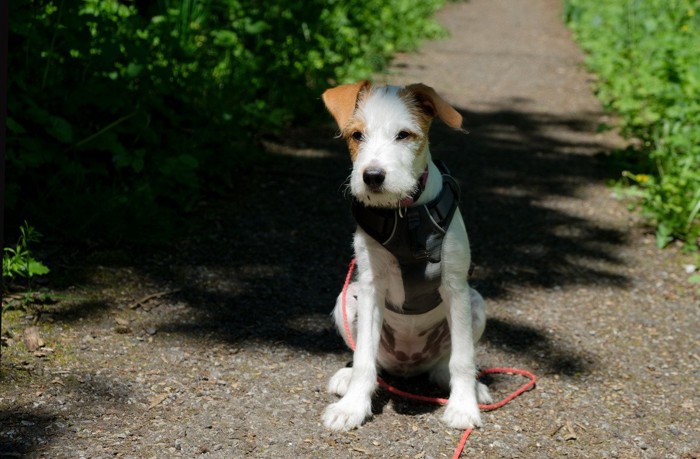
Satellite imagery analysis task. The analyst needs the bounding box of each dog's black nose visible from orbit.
[363,168,386,190]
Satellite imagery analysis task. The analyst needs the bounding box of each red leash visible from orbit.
[340,258,536,458]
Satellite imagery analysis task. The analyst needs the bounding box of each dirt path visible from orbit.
[2,0,699,458]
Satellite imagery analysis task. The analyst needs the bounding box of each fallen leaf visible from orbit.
[148,393,169,410]
[351,446,370,455]
[23,326,45,352]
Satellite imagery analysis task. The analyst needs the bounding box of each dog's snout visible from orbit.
[363,168,386,190]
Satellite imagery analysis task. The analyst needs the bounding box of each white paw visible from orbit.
[327,367,353,396]
[442,398,482,429]
[476,382,493,405]
[323,397,371,431]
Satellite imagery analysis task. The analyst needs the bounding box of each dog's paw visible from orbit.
[327,367,353,396]
[476,381,493,405]
[323,398,371,431]
[442,398,482,429]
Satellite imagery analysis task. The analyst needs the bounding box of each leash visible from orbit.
[340,258,537,458]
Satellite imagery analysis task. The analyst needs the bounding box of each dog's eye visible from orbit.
[396,131,411,141]
[351,131,364,141]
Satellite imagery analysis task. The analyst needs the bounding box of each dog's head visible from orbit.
[323,81,463,208]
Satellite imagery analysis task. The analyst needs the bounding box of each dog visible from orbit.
[321,81,491,431]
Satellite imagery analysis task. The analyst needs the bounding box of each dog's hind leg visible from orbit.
[331,282,359,350]
[327,284,359,397]
[429,359,492,405]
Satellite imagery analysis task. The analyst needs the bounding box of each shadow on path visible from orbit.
[52,103,627,376]
[443,104,629,298]
[0,409,58,457]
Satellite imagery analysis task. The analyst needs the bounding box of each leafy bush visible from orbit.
[564,0,700,249]
[7,0,446,242]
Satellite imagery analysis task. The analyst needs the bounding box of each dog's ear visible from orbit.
[322,80,371,130]
[406,83,463,130]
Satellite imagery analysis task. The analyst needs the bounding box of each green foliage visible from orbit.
[8,0,447,242]
[565,0,700,250]
[3,222,50,291]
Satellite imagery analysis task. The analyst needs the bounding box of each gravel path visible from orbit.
[2,0,698,458]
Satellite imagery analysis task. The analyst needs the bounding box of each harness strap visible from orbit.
[351,160,462,315]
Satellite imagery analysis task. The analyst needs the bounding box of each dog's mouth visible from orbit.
[399,195,416,207]
[358,185,419,209]
[358,190,397,207]
[353,166,427,209]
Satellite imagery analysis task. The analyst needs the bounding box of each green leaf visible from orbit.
[211,30,238,47]
[126,62,143,78]
[47,116,74,143]
[643,18,657,33]
[656,223,673,248]
[6,116,26,134]
[132,158,145,173]
[28,259,50,276]
[243,20,269,35]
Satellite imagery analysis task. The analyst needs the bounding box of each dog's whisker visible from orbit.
[339,174,353,198]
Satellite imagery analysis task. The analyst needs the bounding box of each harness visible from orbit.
[351,161,461,315]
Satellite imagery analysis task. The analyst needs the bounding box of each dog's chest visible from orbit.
[386,254,443,314]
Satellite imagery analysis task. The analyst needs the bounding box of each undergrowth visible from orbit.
[2,222,50,290]
[7,0,447,243]
[2,222,52,314]
[565,0,700,250]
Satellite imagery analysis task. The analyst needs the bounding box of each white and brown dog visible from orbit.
[322,81,491,431]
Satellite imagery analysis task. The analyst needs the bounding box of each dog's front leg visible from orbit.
[441,281,482,429]
[323,271,384,431]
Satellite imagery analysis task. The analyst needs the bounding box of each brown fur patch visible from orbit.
[404,83,462,130]
[341,118,366,162]
[404,83,463,130]
[380,319,451,373]
[398,88,434,155]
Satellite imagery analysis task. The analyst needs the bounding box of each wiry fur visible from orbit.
[343,86,431,208]
[322,82,490,431]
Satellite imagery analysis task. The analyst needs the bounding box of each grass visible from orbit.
[565,0,700,250]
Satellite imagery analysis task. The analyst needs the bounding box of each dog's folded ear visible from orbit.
[322,80,372,130]
[406,83,464,130]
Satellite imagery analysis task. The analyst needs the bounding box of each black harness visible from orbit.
[352,161,461,315]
